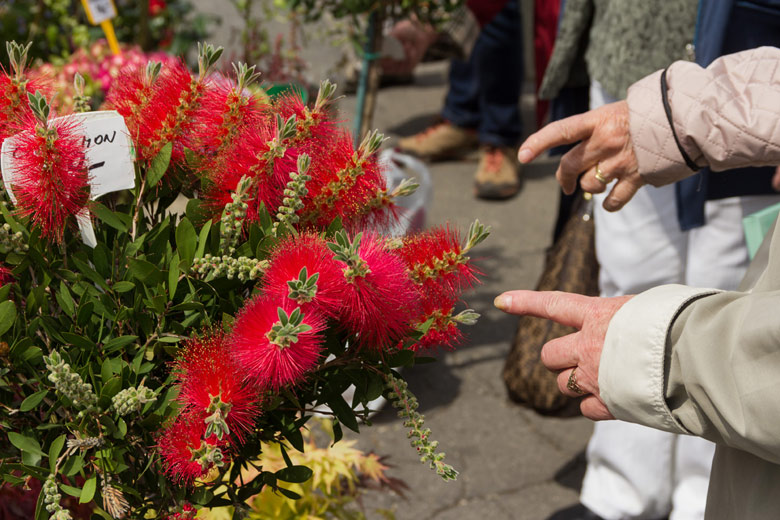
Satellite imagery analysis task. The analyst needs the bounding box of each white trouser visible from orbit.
[580,82,780,520]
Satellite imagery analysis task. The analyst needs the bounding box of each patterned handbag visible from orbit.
[502,191,599,414]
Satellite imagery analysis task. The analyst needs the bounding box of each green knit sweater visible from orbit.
[540,0,698,101]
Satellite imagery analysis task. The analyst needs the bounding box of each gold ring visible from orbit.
[595,163,609,185]
[567,367,585,395]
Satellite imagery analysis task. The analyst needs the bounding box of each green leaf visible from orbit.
[79,476,96,504]
[275,465,313,484]
[276,487,302,500]
[61,454,83,476]
[103,335,138,354]
[190,486,214,505]
[61,332,96,351]
[127,258,166,286]
[76,301,95,327]
[326,394,359,433]
[0,300,17,336]
[49,434,66,474]
[60,484,82,497]
[92,202,128,232]
[92,243,111,277]
[115,418,127,439]
[168,252,180,301]
[20,389,48,412]
[8,432,46,457]
[195,220,212,259]
[387,349,415,368]
[100,377,122,406]
[112,280,135,293]
[56,282,75,317]
[175,218,197,267]
[147,141,173,186]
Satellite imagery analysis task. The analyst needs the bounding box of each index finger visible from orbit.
[517,112,598,164]
[494,290,593,329]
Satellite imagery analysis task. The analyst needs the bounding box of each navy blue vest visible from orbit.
[676,0,780,230]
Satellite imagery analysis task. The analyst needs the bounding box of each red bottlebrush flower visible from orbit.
[262,233,346,318]
[7,115,90,243]
[299,131,390,230]
[158,414,225,484]
[397,226,480,299]
[333,232,419,350]
[174,330,260,444]
[230,296,326,390]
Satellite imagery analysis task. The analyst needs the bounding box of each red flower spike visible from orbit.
[397,226,480,299]
[230,296,326,390]
[333,232,419,350]
[157,414,225,485]
[174,330,260,444]
[406,292,464,352]
[107,60,197,167]
[9,115,90,243]
[189,80,265,160]
[201,113,299,220]
[262,233,347,318]
[0,265,13,287]
[273,91,336,145]
[299,131,390,230]
[0,44,50,147]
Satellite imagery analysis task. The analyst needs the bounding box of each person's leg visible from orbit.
[471,0,523,148]
[668,436,715,520]
[439,49,481,130]
[581,422,675,520]
[469,0,524,199]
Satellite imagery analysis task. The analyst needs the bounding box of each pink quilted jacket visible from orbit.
[626,46,780,187]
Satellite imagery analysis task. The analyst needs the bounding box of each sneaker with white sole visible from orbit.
[474,145,522,200]
[397,120,478,161]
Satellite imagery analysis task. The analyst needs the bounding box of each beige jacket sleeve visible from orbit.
[600,47,780,463]
[626,46,780,186]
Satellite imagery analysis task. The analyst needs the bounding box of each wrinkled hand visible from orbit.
[517,101,644,211]
[494,290,633,420]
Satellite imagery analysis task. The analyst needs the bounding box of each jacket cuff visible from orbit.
[626,70,693,187]
[599,284,720,432]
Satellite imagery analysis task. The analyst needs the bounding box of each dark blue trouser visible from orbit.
[441,0,523,147]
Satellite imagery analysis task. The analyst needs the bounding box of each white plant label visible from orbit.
[81,0,117,25]
[0,110,136,248]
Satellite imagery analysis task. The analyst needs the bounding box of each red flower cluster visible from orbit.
[106,56,393,230]
[158,225,482,481]
[397,227,482,350]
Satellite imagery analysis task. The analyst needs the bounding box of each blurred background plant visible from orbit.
[228,0,308,86]
[0,0,216,68]
[200,419,406,520]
